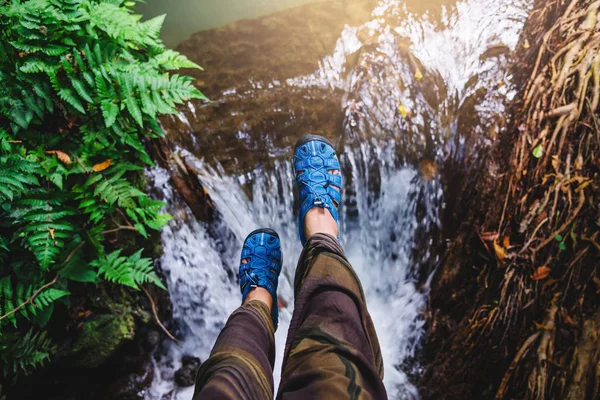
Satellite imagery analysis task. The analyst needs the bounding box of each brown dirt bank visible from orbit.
[421,0,600,398]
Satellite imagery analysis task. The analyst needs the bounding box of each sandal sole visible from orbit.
[245,228,280,241]
[294,134,335,152]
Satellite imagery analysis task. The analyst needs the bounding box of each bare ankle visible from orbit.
[244,287,273,312]
[303,207,338,240]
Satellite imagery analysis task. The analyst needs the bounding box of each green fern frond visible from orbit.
[71,79,94,103]
[91,249,165,290]
[154,49,202,70]
[2,329,55,376]
[33,288,69,310]
[100,100,119,127]
[124,97,143,127]
[58,88,85,114]
[1,0,201,380]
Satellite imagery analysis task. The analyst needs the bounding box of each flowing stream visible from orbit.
[145,0,531,398]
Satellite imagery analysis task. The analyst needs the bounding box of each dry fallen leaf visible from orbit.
[419,159,438,181]
[532,266,551,281]
[493,238,507,264]
[45,150,72,165]
[76,310,93,319]
[92,159,112,172]
[481,232,499,242]
[551,155,559,172]
[575,179,592,193]
[542,278,557,290]
[49,228,55,240]
[414,68,424,81]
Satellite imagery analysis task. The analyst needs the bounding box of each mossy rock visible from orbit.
[70,313,136,368]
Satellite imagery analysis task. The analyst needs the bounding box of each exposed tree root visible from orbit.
[422,0,600,398]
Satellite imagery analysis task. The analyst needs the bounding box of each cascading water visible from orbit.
[146,0,531,398]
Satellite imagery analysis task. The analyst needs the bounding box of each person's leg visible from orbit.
[193,229,283,400]
[278,136,386,399]
[193,299,274,399]
[277,234,386,399]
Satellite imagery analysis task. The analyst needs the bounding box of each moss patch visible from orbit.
[70,313,135,368]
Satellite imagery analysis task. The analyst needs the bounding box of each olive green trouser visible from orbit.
[193,233,386,399]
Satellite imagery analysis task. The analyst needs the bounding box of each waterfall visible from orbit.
[147,141,438,399]
[146,0,532,398]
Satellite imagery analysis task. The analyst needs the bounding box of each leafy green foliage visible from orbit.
[0,0,206,380]
[1,329,55,377]
[91,249,166,290]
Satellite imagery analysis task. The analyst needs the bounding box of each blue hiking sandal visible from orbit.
[294,134,342,245]
[239,228,283,330]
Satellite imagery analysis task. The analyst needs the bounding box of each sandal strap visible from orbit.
[239,230,282,329]
[294,138,342,245]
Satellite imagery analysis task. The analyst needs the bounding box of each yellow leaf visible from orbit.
[493,238,507,264]
[92,159,112,172]
[523,39,531,49]
[575,179,592,193]
[551,155,559,172]
[45,150,72,165]
[414,68,424,81]
[532,266,551,281]
[398,104,409,118]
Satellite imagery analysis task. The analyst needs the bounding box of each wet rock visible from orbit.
[176,0,379,97]
[107,356,154,400]
[141,329,161,352]
[174,355,202,387]
[150,138,215,222]
[70,313,136,368]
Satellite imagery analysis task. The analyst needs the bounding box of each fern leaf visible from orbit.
[20,60,47,74]
[100,100,118,127]
[91,249,165,290]
[8,329,55,376]
[58,88,85,114]
[141,14,165,40]
[155,50,202,70]
[1,277,17,327]
[33,288,69,309]
[71,79,93,103]
[124,97,143,127]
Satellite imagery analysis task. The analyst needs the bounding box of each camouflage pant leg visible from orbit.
[194,233,385,400]
[193,300,275,400]
[277,233,387,400]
